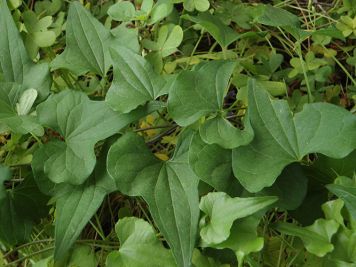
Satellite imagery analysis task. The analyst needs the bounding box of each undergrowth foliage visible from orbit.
[0,0,356,266]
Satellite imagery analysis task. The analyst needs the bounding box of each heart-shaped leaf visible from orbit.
[189,132,242,195]
[107,131,200,267]
[34,90,160,185]
[168,60,253,149]
[233,79,356,192]
[106,217,176,267]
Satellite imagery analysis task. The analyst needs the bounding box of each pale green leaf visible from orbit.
[199,192,277,244]
[275,219,339,257]
[157,25,183,57]
[233,80,356,192]
[108,1,136,22]
[210,215,264,264]
[16,88,37,115]
[183,0,210,12]
[148,0,173,24]
[107,131,200,267]
[0,83,43,135]
[106,46,166,113]
[322,199,345,226]
[106,217,176,267]
[327,177,356,219]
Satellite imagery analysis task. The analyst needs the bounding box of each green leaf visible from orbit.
[327,177,356,219]
[111,24,140,54]
[256,5,300,27]
[182,13,239,48]
[22,10,56,58]
[199,115,253,149]
[106,46,167,113]
[67,245,97,267]
[16,88,37,115]
[189,132,242,195]
[199,192,277,244]
[275,219,339,257]
[192,249,227,267]
[0,0,51,100]
[0,166,49,245]
[168,61,234,126]
[106,217,176,267]
[258,164,308,210]
[51,2,133,76]
[108,1,136,22]
[0,83,43,135]
[34,90,159,185]
[54,152,115,260]
[107,131,200,267]
[148,0,173,25]
[183,0,210,13]
[209,215,264,265]
[156,25,183,57]
[232,80,356,192]
[329,228,356,263]
[322,199,345,226]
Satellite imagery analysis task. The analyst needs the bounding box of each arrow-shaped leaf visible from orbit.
[51,2,137,76]
[107,131,200,267]
[199,192,277,245]
[106,46,167,113]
